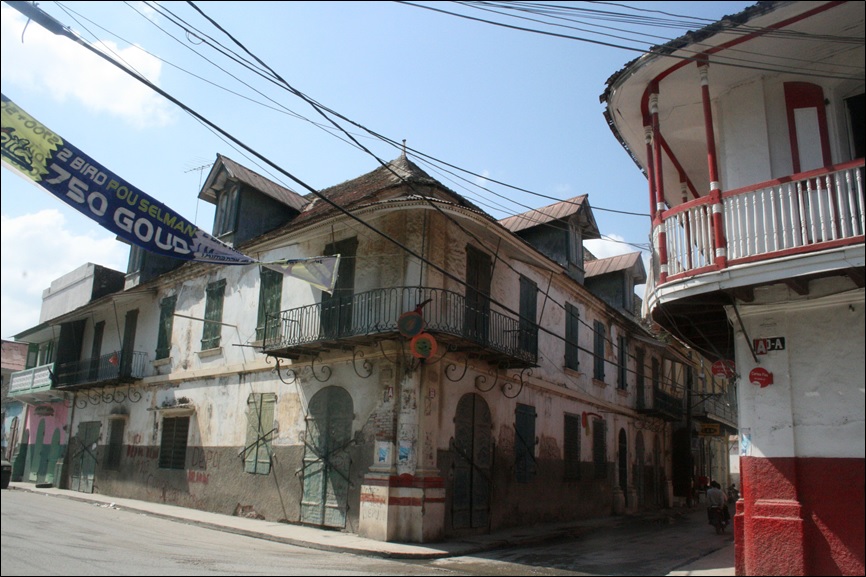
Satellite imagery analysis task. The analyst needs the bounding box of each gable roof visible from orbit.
[584,251,646,284]
[291,154,485,227]
[199,154,308,212]
[498,195,600,239]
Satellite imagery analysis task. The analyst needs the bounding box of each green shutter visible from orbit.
[564,414,581,480]
[565,303,579,370]
[202,279,226,349]
[245,393,276,474]
[256,269,283,342]
[514,403,537,483]
[594,321,606,380]
[156,296,176,360]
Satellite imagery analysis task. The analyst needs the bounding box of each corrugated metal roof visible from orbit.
[498,195,588,233]
[290,154,484,227]
[199,154,308,212]
[584,251,646,283]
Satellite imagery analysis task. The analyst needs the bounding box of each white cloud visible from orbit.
[0,6,174,129]
[0,210,129,339]
[585,234,635,259]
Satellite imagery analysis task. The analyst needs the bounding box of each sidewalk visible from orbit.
[6,482,734,574]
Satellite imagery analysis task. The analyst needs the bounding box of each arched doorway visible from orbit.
[451,393,492,531]
[300,386,353,528]
[618,428,628,507]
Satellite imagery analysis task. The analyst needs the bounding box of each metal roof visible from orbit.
[199,154,308,212]
[498,195,598,236]
[584,251,646,283]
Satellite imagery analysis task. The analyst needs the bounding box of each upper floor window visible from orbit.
[201,279,226,350]
[565,302,580,371]
[652,357,660,390]
[127,244,145,275]
[593,320,606,381]
[617,334,628,390]
[568,221,584,271]
[518,275,538,356]
[256,268,283,342]
[213,183,240,238]
[156,295,177,360]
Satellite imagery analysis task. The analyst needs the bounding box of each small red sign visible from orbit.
[711,359,736,378]
[749,367,774,388]
[409,333,438,359]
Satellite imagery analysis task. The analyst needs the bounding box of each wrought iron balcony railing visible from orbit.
[54,350,149,388]
[263,286,538,367]
[636,385,685,422]
[691,390,738,429]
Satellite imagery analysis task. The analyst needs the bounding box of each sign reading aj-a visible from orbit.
[753,337,785,355]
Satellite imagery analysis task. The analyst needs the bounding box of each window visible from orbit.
[636,348,646,409]
[158,416,189,469]
[617,334,628,390]
[127,244,145,274]
[564,414,581,480]
[652,357,660,390]
[321,237,358,338]
[213,183,240,238]
[514,404,537,483]
[256,268,283,342]
[568,221,584,270]
[565,303,580,370]
[593,418,607,479]
[156,295,177,360]
[201,279,226,350]
[105,418,125,470]
[518,275,538,356]
[593,320,606,381]
[244,393,277,475]
[38,340,56,365]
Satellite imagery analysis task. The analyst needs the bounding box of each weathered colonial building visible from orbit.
[10,153,724,542]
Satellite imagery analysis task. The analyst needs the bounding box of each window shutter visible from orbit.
[245,393,276,474]
[514,403,537,483]
[564,414,581,480]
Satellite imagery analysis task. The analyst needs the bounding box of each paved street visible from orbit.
[2,484,733,576]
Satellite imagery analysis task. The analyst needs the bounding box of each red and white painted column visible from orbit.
[731,293,865,576]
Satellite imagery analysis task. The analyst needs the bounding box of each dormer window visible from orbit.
[213,183,240,239]
[568,221,584,272]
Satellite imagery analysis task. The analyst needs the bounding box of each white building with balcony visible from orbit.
[601,2,864,575]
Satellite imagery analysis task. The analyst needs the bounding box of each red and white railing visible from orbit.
[655,160,864,282]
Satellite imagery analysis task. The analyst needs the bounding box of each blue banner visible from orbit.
[1,93,255,265]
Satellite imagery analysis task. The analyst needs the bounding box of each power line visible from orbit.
[396,1,863,81]
[6,1,708,395]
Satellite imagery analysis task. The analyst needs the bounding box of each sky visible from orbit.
[0,1,754,340]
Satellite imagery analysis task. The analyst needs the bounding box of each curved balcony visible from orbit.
[656,160,863,284]
[646,160,864,360]
[263,286,538,368]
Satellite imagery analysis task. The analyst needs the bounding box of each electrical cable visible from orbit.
[8,1,712,395]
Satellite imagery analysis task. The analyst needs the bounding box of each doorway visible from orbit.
[300,386,353,528]
[451,393,492,530]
